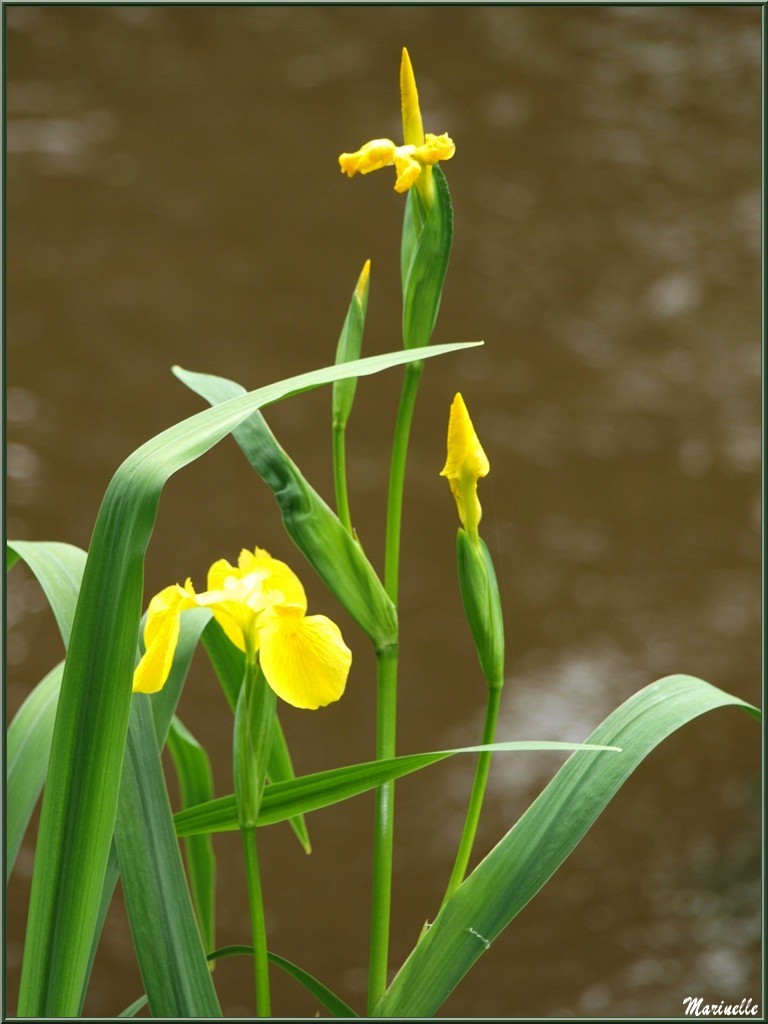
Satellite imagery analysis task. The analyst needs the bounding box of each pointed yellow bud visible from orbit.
[440,393,489,539]
[355,259,371,304]
[400,47,424,147]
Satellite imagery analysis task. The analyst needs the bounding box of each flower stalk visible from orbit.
[439,394,506,905]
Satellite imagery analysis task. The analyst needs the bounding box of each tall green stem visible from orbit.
[241,826,271,1017]
[367,359,424,1013]
[368,645,398,1011]
[440,684,503,908]
[383,361,424,600]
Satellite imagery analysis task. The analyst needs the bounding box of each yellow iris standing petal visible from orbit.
[440,393,490,540]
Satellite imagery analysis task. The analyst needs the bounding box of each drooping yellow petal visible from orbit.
[440,393,490,538]
[393,147,422,193]
[339,139,397,178]
[400,47,424,148]
[132,582,196,694]
[258,606,352,710]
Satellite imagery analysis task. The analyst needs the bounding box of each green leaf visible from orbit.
[6,542,86,879]
[6,540,87,646]
[16,342,477,1016]
[115,698,221,1016]
[7,540,218,1012]
[121,945,359,1019]
[201,615,243,711]
[376,675,760,1017]
[268,718,312,854]
[6,663,63,880]
[174,741,620,838]
[167,718,217,953]
[266,950,358,1018]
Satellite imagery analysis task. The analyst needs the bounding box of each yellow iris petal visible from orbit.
[135,547,351,709]
[245,548,307,612]
[132,582,196,694]
[258,606,352,710]
[339,139,397,178]
[440,393,490,538]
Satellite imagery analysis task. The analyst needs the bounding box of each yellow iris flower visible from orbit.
[133,548,352,710]
[338,48,455,199]
[440,393,490,540]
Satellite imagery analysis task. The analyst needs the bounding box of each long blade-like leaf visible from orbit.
[174,741,619,838]
[376,675,759,1016]
[17,343,476,1015]
[115,698,221,1016]
[6,540,87,645]
[6,663,63,880]
[7,540,217,1011]
[120,945,359,1019]
[208,946,359,1017]
[6,542,86,878]
[167,717,217,953]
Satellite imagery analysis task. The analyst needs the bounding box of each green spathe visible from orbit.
[401,165,453,349]
[456,529,505,689]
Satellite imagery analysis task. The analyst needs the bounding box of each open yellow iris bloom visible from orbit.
[338,48,455,198]
[133,548,352,710]
[440,393,490,540]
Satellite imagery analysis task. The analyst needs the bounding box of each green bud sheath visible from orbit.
[401,165,453,349]
[234,664,277,829]
[333,259,370,430]
[456,529,505,689]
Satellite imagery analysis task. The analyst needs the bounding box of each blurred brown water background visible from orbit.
[6,5,761,1018]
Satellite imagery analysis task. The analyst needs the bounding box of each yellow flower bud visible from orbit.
[440,393,489,540]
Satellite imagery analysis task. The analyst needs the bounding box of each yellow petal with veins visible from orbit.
[258,606,352,710]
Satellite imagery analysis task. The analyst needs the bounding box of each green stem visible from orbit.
[367,359,424,1012]
[368,646,398,1011]
[332,421,353,533]
[241,826,271,1018]
[440,684,503,908]
[383,361,424,600]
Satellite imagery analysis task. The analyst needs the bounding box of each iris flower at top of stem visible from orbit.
[338,48,455,202]
[133,547,351,710]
